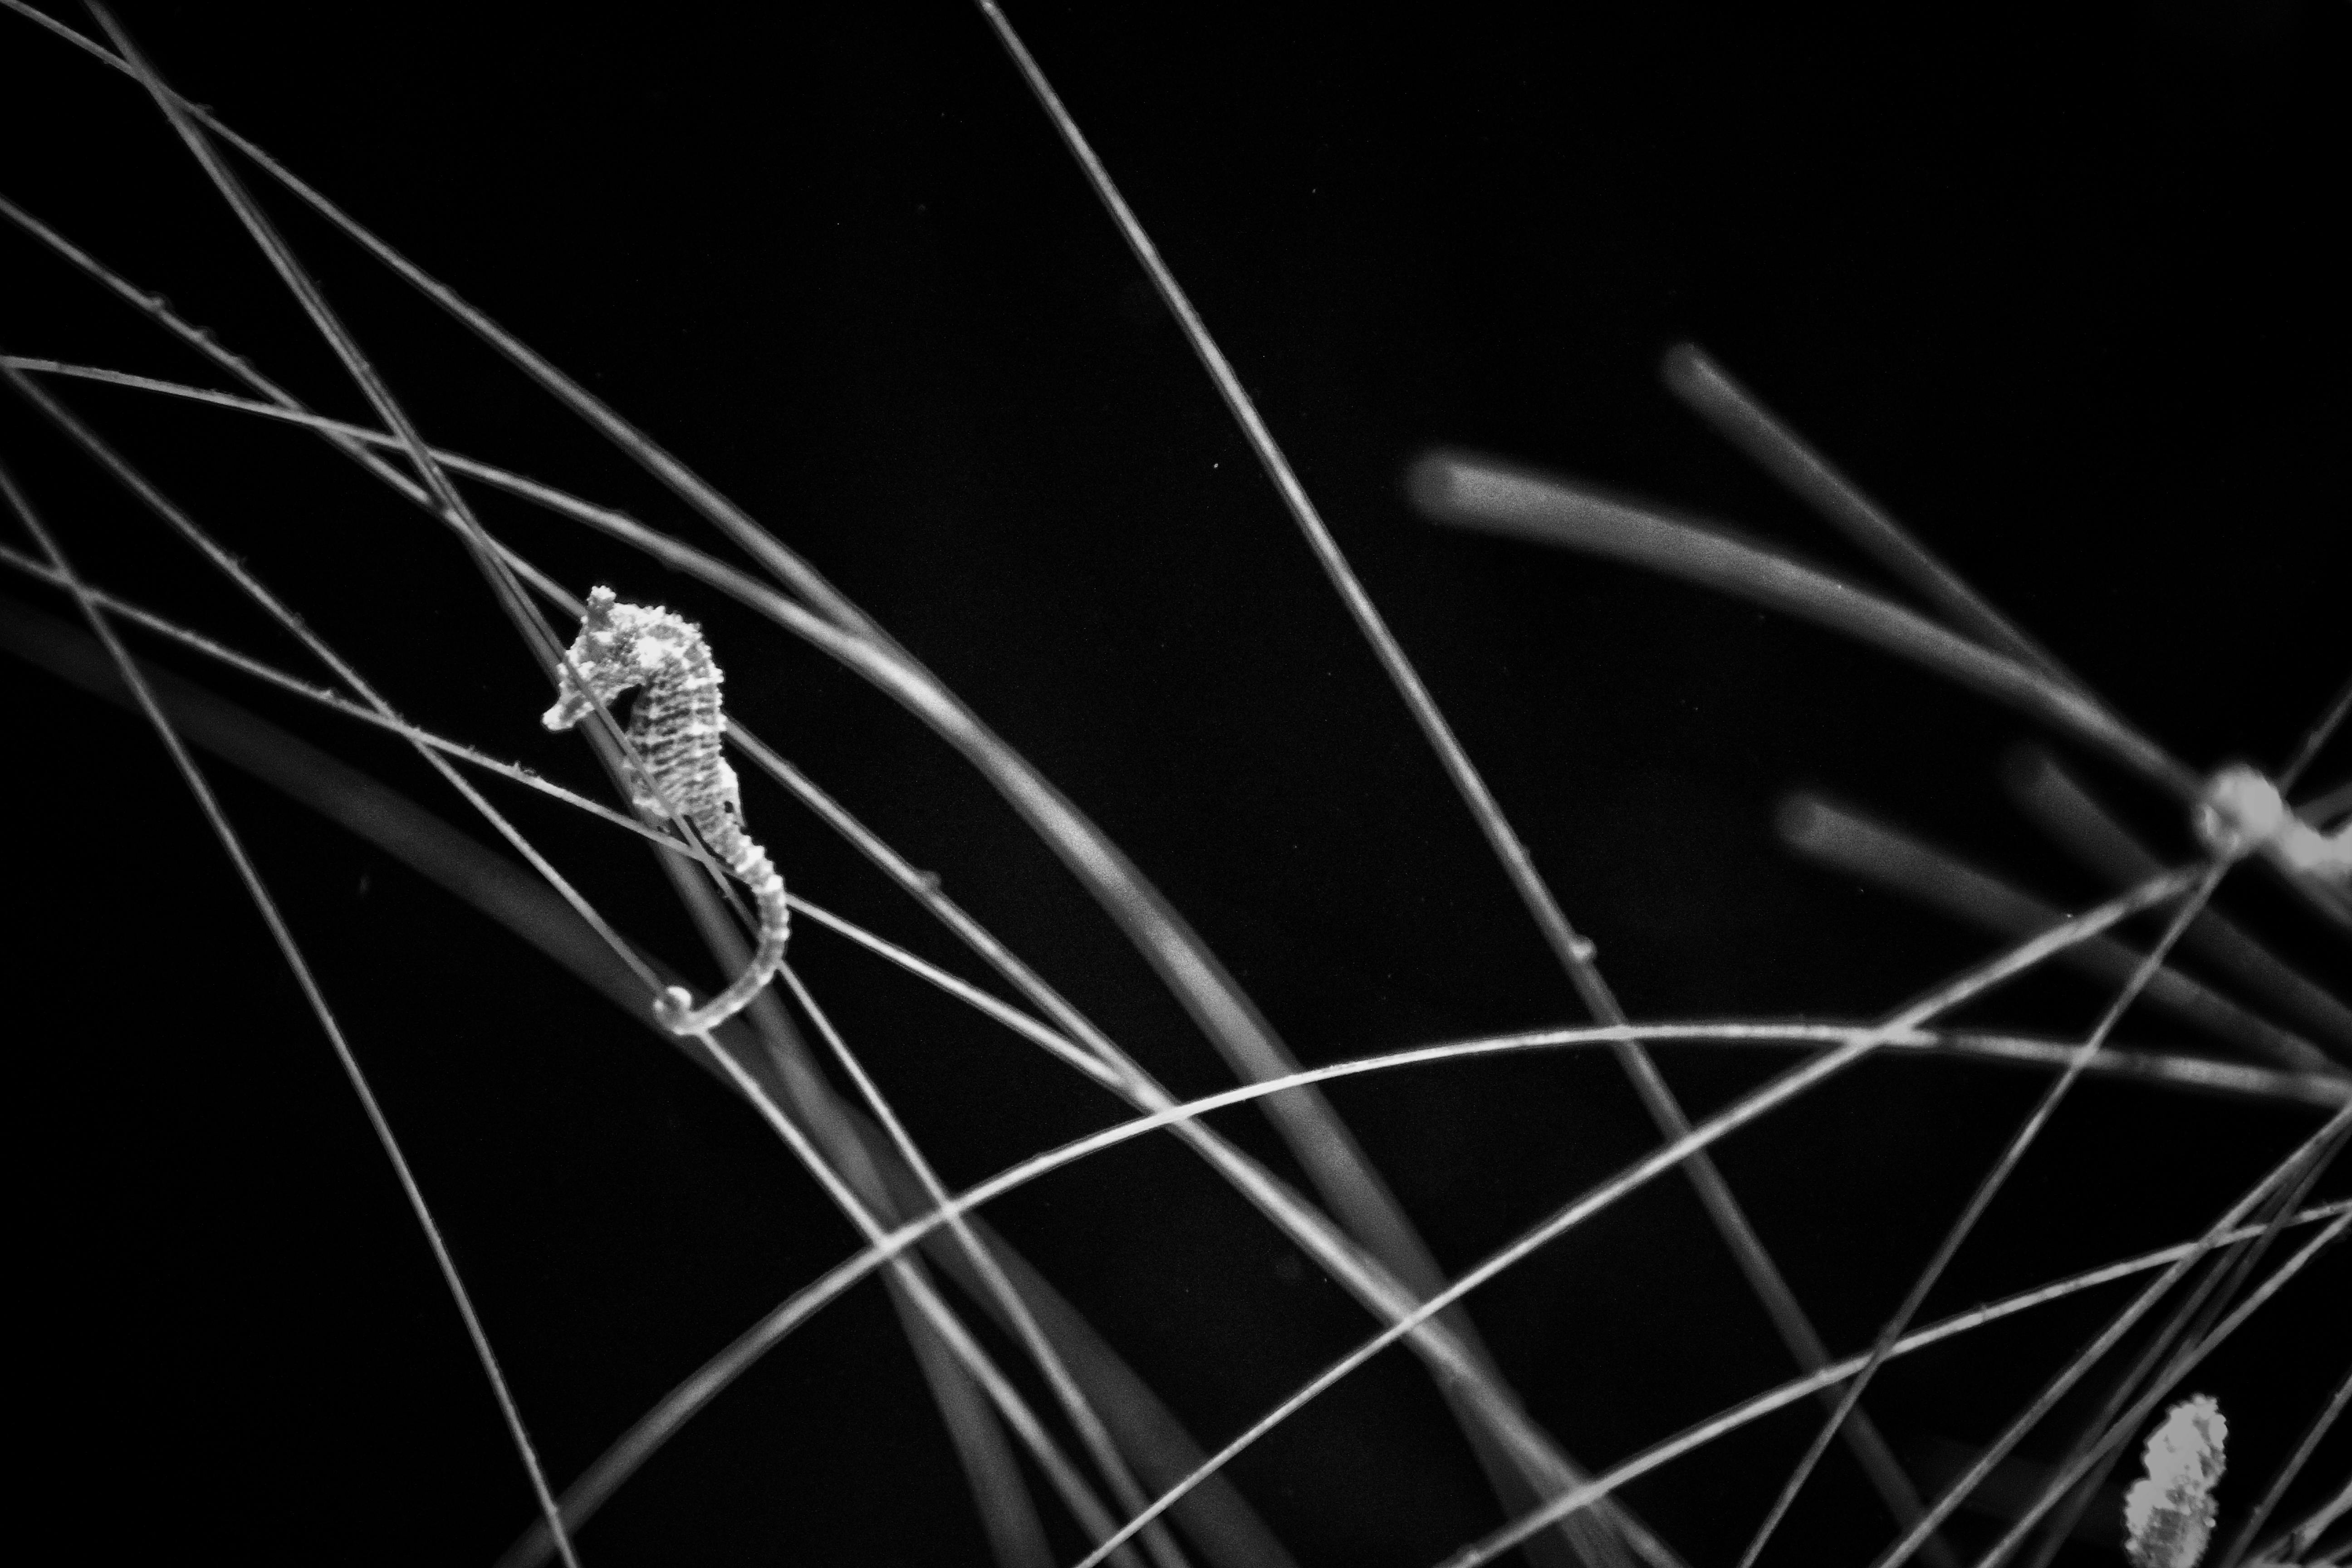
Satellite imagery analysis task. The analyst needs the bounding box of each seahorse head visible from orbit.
[542,586,668,731]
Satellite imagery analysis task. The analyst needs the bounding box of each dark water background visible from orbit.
[6,4,2347,1564]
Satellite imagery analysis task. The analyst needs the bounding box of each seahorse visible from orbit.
[541,586,789,1033]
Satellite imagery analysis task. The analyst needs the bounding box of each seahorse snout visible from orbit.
[541,684,600,732]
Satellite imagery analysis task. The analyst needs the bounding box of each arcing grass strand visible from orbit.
[544,587,790,1033]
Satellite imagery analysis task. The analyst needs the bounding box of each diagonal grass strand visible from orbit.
[0,456,585,1567]
[2220,1358,2352,1568]
[2005,749,2352,1058]
[2014,1143,2342,1568]
[12,559,2327,1550]
[1737,855,2234,1568]
[10,30,1698,1530]
[972,4,1939,1550]
[89,8,773,972]
[2001,686,2352,1568]
[780,964,1196,1568]
[662,1006,1158,1568]
[1781,792,2337,1072]
[0,544,693,851]
[3,360,674,1002]
[1438,1196,2352,1568]
[1065,869,2205,1568]
[1970,1199,2352,1568]
[1661,343,2086,692]
[1862,1103,2352,1568]
[1409,451,2199,801]
[3,0,888,644]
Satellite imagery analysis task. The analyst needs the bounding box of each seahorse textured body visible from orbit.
[542,586,789,1033]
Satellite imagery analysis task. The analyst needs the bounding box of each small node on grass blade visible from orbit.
[652,985,699,1027]
[2197,768,2288,862]
[2195,765,2352,886]
[2123,1395,2228,1568]
[543,587,792,1034]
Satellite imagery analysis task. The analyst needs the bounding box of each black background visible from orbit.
[5,3,2347,1565]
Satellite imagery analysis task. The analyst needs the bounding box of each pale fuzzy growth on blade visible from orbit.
[2123,1395,2229,1568]
[2197,766,2352,886]
[544,586,790,1032]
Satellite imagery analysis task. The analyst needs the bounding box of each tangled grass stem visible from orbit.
[5,6,2347,1566]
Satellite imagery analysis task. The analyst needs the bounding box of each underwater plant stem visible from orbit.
[966,15,1647,1565]
[2301,777,2352,831]
[632,794,1157,1568]
[1,360,673,1007]
[967,5,1933,1550]
[2014,1142,2341,1568]
[0,208,452,529]
[0,567,1634,1568]
[1865,1105,2352,1568]
[1738,862,2228,1568]
[1969,1197,2352,1568]
[29,587,2323,1564]
[95,15,760,996]
[736,600,1681,1567]
[87,5,566,693]
[0,459,586,1568]
[780,965,1196,1568]
[2261,1475,2352,1566]
[2007,750,2352,1059]
[2218,1357,2352,1568]
[1411,453,2200,802]
[8,0,895,657]
[1662,344,2085,693]
[2276,673,2352,795]
[1782,794,2337,1073]
[1071,866,2201,1568]
[668,986,1157,1568]
[885,1266,1058,1568]
[10,330,1661,1560]
[1450,1202,2352,1568]
[554,1170,2352,1568]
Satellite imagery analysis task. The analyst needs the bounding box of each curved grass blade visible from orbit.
[0,459,584,1566]
[3,360,676,1006]
[1972,1200,2352,1568]
[4,0,884,648]
[2015,1147,2342,1568]
[1661,343,2084,693]
[1439,1193,2352,1568]
[88,5,567,691]
[1862,1106,2352,1568]
[2006,749,2352,1058]
[889,1264,1057,1568]
[2220,1358,2352,1568]
[1408,451,2199,802]
[5,32,1687,1534]
[972,6,1935,1553]
[779,964,1195,1568]
[1780,793,2338,1073]
[549,1166,2352,1568]
[1063,867,2204,1568]
[6,210,1642,1560]
[0,573,1587,1568]
[13,583,2342,1563]
[1735,853,2233,1568]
